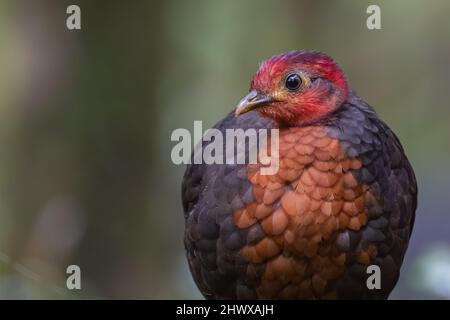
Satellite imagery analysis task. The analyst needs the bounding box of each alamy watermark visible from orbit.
[66,5,81,30]
[171,121,280,175]
[367,5,381,30]
[66,264,81,290]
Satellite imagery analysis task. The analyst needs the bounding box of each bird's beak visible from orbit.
[235,90,275,117]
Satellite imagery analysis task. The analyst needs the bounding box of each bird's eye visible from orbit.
[285,73,302,91]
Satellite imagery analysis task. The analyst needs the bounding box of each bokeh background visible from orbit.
[0,0,449,299]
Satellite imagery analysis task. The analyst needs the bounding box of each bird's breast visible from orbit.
[233,126,375,299]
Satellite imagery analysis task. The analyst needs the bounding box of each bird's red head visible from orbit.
[235,51,349,127]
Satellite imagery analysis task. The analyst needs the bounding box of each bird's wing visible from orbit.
[323,95,417,299]
[182,110,273,298]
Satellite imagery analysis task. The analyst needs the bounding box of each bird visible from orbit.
[182,50,417,299]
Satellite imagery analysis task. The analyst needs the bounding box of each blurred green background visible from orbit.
[0,0,449,299]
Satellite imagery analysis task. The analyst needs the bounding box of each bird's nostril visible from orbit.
[248,91,258,101]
